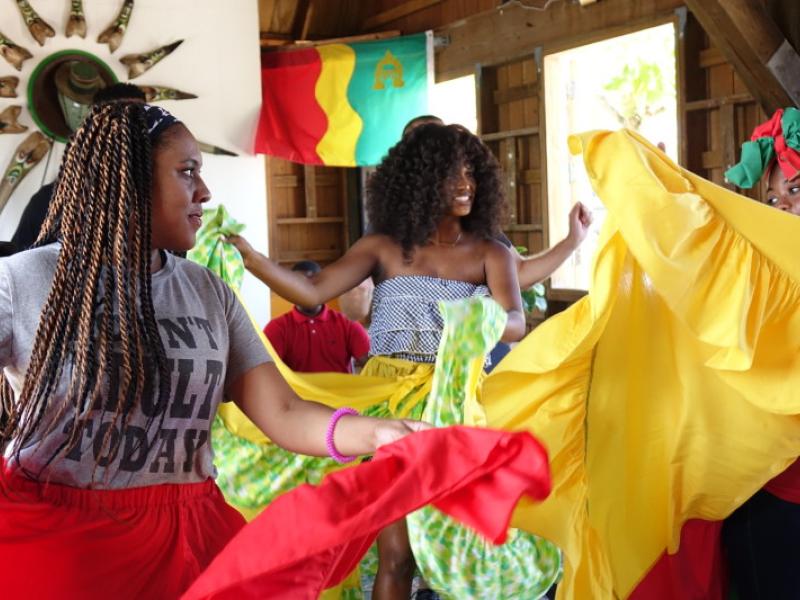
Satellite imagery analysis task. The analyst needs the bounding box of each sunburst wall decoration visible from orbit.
[0,0,270,325]
[0,0,199,217]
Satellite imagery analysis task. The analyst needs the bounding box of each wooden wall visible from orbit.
[359,0,496,35]
[266,157,354,316]
[680,12,766,200]
[477,56,545,258]
[259,0,781,315]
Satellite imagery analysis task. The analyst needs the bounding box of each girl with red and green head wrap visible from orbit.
[721,106,800,599]
[725,106,800,191]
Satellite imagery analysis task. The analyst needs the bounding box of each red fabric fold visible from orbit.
[254,48,327,163]
[629,520,726,600]
[750,108,800,181]
[182,426,551,600]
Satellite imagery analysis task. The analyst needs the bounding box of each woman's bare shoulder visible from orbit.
[352,233,396,250]
[478,237,515,267]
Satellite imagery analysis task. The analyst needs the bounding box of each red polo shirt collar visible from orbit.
[290,305,331,323]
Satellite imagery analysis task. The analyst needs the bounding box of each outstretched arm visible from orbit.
[516,202,593,289]
[485,242,527,343]
[230,362,429,457]
[227,234,380,307]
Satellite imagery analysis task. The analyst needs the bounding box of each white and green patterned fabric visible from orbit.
[406,297,562,600]
[188,217,561,598]
[186,204,246,291]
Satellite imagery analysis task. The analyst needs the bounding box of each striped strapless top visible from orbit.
[368,275,490,364]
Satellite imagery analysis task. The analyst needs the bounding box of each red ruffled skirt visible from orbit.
[0,470,245,600]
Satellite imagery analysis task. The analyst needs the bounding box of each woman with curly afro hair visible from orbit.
[230,123,566,600]
[233,123,524,342]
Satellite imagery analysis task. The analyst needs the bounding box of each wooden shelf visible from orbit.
[480,126,540,142]
[276,217,345,225]
[493,83,539,105]
[548,288,588,303]
[684,93,753,112]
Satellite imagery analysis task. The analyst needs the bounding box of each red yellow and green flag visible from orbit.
[255,32,432,167]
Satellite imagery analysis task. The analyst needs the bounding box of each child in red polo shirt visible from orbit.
[264,261,370,374]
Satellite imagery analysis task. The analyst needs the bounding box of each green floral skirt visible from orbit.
[212,297,561,599]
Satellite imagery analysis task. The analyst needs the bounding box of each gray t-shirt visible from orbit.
[0,244,271,488]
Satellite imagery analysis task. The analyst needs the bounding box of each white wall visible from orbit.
[0,0,271,324]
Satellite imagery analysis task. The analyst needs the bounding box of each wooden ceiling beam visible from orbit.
[259,31,293,47]
[362,0,443,31]
[260,30,402,51]
[260,31,293,41]
[259,0,277,34]
[291,0,313,41]
[435,0,683,81]
[684,0,800,113]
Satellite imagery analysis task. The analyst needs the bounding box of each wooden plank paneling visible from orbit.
[363,0,443,30]
[359,0,495,35]
[698,48,725,68]
[259,0,276,33]
[435,0,684,80]
[684,93,753,111]
[477,52,545,261]
[303,166,318,219]
[475,64,498,135]
[493,83,538,105]
[266,157,352,287]
[680,12,767,201]
[480,126,540,142]
[291,0,313,40]
[684,0,797,113]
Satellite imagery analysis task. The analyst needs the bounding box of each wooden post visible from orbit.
[502,139,518,224]
[303,165,318,219]
[684,0,800,113]
[719,103,736,189]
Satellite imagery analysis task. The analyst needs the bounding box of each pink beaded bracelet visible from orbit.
[325,407,359,463]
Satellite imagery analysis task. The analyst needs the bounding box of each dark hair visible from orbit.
[367,123,505,257]
[93,82,146,104]
[291,260,321,274]
[402,114,443,138]
[2,101,169,476]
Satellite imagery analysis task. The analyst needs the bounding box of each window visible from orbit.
[430,74,477,133]
[544,23,678,291]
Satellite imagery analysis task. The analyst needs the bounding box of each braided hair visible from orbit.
[1,101,171,476]
[366,123,506,258]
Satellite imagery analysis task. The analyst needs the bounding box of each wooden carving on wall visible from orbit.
[97,0,134,53]
[0,0,240,219]
[0,77,20,98]
[14,1,56,47]
[0,106,28,135]
[0,131,51,215]
[66,0,88,39]
[0,32,33,71]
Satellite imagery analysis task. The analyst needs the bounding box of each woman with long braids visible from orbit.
[0,101,427,599]
[228,122,562,600]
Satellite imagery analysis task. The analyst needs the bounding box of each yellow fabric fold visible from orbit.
[482,129,800,598]
[218,302,433,445]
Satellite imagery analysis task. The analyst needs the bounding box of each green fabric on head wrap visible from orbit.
[724,137,775,190]
[781,107,800,153]
[725,107,800,189]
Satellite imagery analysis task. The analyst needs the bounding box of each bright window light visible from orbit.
[544,23,678,291]
[430,74,477,133]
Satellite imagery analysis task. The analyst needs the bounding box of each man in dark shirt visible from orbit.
[10,83,146,252]
[10,182,53,252]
